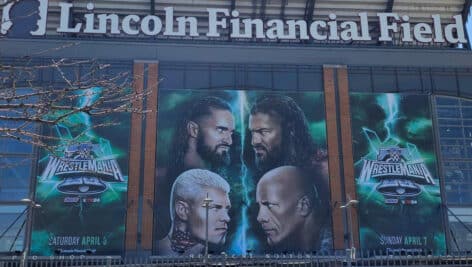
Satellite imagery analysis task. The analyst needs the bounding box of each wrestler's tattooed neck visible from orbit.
[169,226,198,253]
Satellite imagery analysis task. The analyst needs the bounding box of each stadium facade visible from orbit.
[1,0,472,258]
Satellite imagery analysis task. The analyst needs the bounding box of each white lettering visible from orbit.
[177,16,199,36]
[431,15,445,43]
[84,3,102,33]
[141,15,162,35]
[207,8,229,37]
[122,15,140,35]
[266,19,285,39]
[378,13,400,41]
[340,21,359,41]
[444,14,467,44]
[97,14,120,34]
[164,7,197,36]
[400,15,413,42]
[57,2,81,33]
[309,21,327,40]
[231,18,264,38]
[287,20,309,40]
[413,23,432,43]
[358,12,371,41]
[17,2,467,45]
[327,14,340,40]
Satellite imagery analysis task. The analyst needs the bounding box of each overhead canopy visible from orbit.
[8,0,472,45]
[44,0,466,22]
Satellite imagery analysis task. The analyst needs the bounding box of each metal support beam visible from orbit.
[385,0,394,12]
[280,0,288,21]
[304,0,316,23]
[252,0,257,18]
[462,0,471,18]
[150,0,155,15]
[378,0,395,45]
[461,0,471,49]
[260,0,267,20]
[228,0,236,41]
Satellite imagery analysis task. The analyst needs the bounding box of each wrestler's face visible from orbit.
[249,113,283,170]
[196,109,235,166]
[256,176,301,246]
[188,187,231,245]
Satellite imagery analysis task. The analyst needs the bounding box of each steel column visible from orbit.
[304,0,316,23]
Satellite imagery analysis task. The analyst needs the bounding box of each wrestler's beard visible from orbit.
[254,145,283,173]
[196,135,231,167]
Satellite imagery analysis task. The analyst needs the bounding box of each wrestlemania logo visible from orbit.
[359,146,434,205]
[40,142,124,196]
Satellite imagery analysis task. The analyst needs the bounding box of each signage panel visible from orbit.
[31,87,129,256]
[153,89,332,255]
[351,93,446,255]
[1,0,467,44]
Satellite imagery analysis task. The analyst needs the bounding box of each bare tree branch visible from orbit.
[0,57,156,156]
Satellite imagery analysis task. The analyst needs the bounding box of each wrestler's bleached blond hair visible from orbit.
[170,169,230,221]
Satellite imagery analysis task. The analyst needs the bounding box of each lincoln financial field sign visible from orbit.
[1,0,468,44]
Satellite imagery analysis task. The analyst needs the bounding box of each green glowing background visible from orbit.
[351,93,445,254]
[31,87,130,256]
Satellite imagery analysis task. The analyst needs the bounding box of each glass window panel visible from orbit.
[441,145,466,158]
[0,157,32,201]
[299,70,323,91]
[437,98,472,206]
[0,90,37,123]
[439,126,464,138]
[273,71,298,91]
[461,99,472,107]
[0,118,23,128]
[464,127,472,139]
[436,97,460,106]
[210,69,235,89]
[437,107,461,118]
[467,147,472,158]
[465,140,472,148]
[443,161,469,170]
[445,186,472,205]
[443,169,472,204]
[463,108,472,119]
[449,220,472,251]
[372,71,396,92]
[444,168,466,180]
[185,69,210,89]
[159,69,185,89]
[440,139,465,146]
[438,119,462,126]
[0,88,37,154]
[0,205,27,252]
[0,138,34,154]
[463,120,472,127]
[247,69,272,89]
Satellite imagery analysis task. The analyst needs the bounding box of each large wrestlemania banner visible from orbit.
[154,89,332,255]
[31,87,129,255]
[351,93,446,254]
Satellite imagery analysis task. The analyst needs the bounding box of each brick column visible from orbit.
[125,61,159,253]
[141,63,159,250]
[323,65,359,250]
[337,67,359,248]
[125,62,144,251]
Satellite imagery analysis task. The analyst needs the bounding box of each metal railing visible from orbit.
[2,250,472,267]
